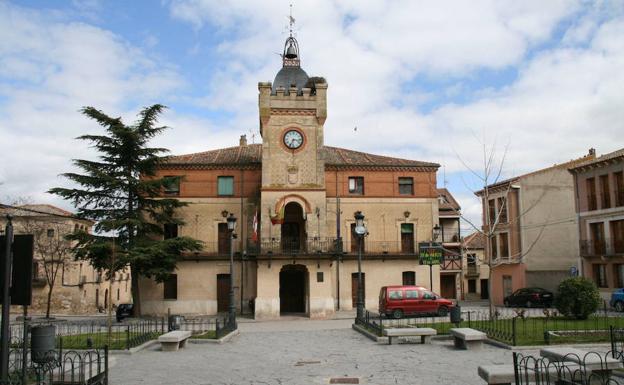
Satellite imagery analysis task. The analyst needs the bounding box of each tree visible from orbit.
[554,277,600,320]
[49,105,201,316]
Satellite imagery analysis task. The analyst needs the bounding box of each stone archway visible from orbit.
[279,264,308,314]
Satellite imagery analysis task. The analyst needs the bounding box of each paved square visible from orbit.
[109,318,522,385]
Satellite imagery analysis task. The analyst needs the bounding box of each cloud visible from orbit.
[0,3,184,208]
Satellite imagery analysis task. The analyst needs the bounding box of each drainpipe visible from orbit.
[572,172,583,277]
[336,171,341,310]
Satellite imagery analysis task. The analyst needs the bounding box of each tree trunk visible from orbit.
[46,284,53,318]
[131,269,141,316]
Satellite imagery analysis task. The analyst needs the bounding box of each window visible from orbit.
[468,279,476,293]
[350,223,365,253]
[217,176,234,196]
[398,177,413,195]
[615,264,624,288]
[163,176,180,195]
[389,290,403,300]
[502,275,513,297]
[163,224,178,239]
[405,290,419,299]
[497,197,508,223]
[594,264,607,288]
[490,236,498,259]
[488,199,496,224]
[600,174,611,209]
[32,261,39,280]
[612,220,624,254]
[590,222,605,254]
[422,291,435,300]
[117,288,120,301]
[47,229,54,238]
[402,271,416,285]
[163,274,178,299]
[615,172,624,207]
[317,272,324,283]
[499,233,509,258]
[348,177,364,195]
[587,177,597,210]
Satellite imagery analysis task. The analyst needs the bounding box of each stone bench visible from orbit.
[449,328,487,350]
[158,330,192,351]
[540,347,623,373]
[478,363,581,385]
[383,327,437,345]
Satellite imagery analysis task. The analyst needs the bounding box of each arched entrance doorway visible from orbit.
[281,202,306,252]
[279,264,308,314]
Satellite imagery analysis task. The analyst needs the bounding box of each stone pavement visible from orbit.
[109,317,522,385]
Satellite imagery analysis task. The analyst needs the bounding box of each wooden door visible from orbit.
[440,275,456,299]
[218,223,230,255]
[480,279,489,300]
[351,272,365,308]
[217,274,230,312]
[401,224,414,253]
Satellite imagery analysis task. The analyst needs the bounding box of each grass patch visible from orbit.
[375,316,624,346]
[58,331,162,350]
[192,330,217,339]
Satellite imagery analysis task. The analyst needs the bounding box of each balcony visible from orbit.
[580,238,624,257]
[465,265,480,277]
[441,232,460,243]
[242,238,420,256]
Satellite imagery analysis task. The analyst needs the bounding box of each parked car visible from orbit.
[379,285,455,319]
[503,288,553,308]
[116,303,134,322]
[610,289,624,312]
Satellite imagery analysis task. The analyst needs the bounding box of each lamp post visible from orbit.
[429,224,441,291]
[226,213,237,329]
[354,211,367,320]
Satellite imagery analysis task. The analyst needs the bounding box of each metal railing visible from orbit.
[173,314,236,339]
[246,237,419,256]
[581,239,624,256]
[466,265,480,276]
[441,232,460,243]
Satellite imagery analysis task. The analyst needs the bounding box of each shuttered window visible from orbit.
[218,176,234,196]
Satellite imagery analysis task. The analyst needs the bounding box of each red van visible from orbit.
[379,285,455,319]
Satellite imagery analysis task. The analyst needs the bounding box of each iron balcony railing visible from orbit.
[581,238,624,257]
[440,232,460,243]
[245,237,420,256]
[466,265,480,276]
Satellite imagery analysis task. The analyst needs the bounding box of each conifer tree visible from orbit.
[50,104,201,315]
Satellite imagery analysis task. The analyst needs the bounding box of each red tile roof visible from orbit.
[568,147,624,171]
[162,144,439,170]
[464,232,485,249]
[437,188,461,214]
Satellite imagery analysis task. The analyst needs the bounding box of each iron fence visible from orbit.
[10,318,165,351]
[1,345,107,385]
[173,314,236,339]
[513,351,623,385]
[356,307,624,346]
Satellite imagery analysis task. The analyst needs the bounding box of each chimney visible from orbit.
[588,148,596,156]
[239,134,247,147]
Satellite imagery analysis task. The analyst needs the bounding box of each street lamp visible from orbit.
[226,213,237,329]
[354,211,367,320]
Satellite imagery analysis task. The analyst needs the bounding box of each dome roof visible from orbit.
[272,66,309,95]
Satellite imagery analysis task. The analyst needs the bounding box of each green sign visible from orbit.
[419,243,443,265]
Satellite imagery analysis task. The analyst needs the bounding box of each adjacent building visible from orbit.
[0,204,132,315]
[462,232,489,301]
[140,34,447,319]
[475,150,595,305]
[437,188,462,299]
[569,148,624,299]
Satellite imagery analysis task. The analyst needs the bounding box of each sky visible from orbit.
[1,0,623,232]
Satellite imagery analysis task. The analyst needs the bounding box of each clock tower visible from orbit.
[257,33,328,241]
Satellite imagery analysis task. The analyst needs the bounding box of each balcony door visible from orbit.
[218,223,230,255]
[401,223,414,253]
[590,222,605,255]
[281,202,305,253]
[350,224,365,253]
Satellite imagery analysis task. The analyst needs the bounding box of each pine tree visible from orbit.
[49,104,201,315]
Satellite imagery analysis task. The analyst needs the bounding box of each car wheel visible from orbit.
[393,309,403,319]
[525,301,533,308]
[616,301,624,312]
[437,306,449,317]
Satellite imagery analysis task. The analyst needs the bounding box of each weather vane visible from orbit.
[289,4,295,36]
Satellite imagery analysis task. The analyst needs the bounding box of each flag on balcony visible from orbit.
[252,209,259,241]
[270,205,285,225]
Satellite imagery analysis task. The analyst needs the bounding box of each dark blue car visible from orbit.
[610,289,624,312]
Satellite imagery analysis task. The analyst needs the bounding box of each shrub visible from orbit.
[554,277,601,320]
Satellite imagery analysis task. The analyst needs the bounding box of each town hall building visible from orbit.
[139,34,449,319]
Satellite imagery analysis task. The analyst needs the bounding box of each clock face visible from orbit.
[283,130,303,150]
